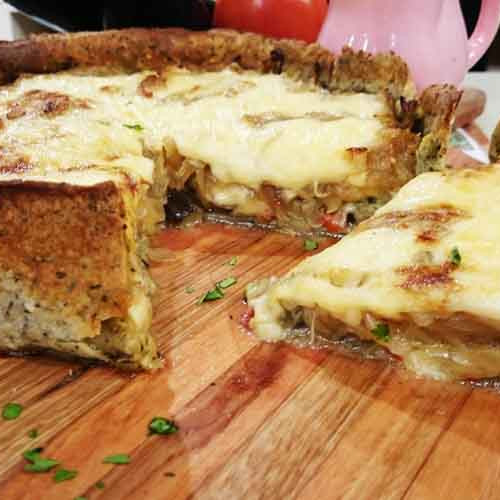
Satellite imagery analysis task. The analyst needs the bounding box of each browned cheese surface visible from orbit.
[0,125,496,500]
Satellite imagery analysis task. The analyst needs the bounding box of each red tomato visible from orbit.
[320,213,347,234]
[214,0,328,44]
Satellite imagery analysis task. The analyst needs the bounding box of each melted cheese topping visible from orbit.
[0,67,387,192]
[248,167,500,380]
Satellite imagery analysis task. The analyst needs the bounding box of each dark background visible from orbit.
[461,0,489,70]
[4,0,499,71]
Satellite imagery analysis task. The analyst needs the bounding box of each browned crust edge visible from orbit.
[0,28,413,98]
[416,85,462,173]
[490,120,500,163]
[420,84,462,139]
[0,180,130,319]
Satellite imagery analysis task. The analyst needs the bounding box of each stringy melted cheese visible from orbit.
[247,167,500,380]
[0,67,387,192]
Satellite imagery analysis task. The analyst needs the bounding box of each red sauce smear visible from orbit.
[240,306,255,332]
[320,213,347,234]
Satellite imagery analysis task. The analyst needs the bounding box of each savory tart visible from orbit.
[0,28,458,369]
[247,166,500,381]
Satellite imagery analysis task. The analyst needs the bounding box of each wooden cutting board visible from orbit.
[0,126,497,500]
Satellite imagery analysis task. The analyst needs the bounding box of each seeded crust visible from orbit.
[0,28,458,109]
[0,29,460,369]
[490,120,500,163]
[0,174,161,368]
[0,180,129,314]
[0,28,412,93]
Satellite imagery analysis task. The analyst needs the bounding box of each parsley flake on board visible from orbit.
[227,256,238,266]
[2,402,23,420]
[103,454,131,465]
[149,417,179,436]
[304,239,318,251]
[123,123,144,131]
[54,469,78,483]
[198,277,237,304]
[96,480,105,489]
[185,286,196,294]
[74,497,87,500]
[28,429,39,439]
[371,323,391,342]
[25,458,59,473]
[23,448,43,462]
[23,448,59,473]
[450,247,461,266]
[197,287,224,304]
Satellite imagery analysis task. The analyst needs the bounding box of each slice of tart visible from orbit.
[0,28,459,368]
[0,169,163,369]
[247,166,500,381]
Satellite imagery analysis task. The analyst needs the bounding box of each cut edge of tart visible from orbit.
[0,169,165,369]
[0,28,460,369]
[246,165,500,381]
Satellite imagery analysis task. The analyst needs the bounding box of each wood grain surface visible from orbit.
[0,125,496,500]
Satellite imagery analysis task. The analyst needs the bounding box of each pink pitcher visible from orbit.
[318,0,500,90]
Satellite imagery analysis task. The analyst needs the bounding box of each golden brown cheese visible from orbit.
[247,167,500,381]
[0,68,386,188]
[0,65,456,234]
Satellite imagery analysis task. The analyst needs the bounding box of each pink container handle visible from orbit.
[468,0,500,69]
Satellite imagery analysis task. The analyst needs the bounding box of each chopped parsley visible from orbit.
[304,239,318,251]
[217,277,237,289]
[450,247,461,266]
[149,417,179,435]
[23,448,43,462]
[198,287,224,304]
[28,429,39,439]
[123,123,144,132]
[371,323,391,342]
[103,453,131,465]
[23,448,59,473]
[96,480,105,489]
[2,402,23,420]
[227,256,238,266]
[54,469,78,483]
[198,277,237,304]
[185,286,196,294]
